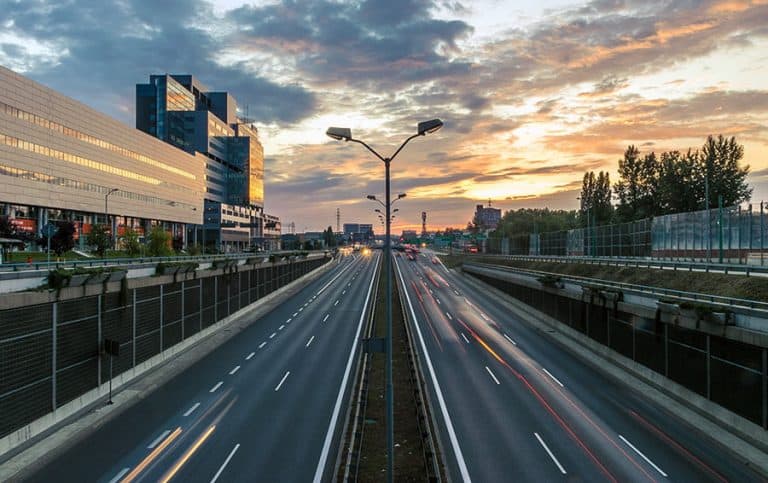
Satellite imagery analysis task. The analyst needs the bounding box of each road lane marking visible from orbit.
[183,403,200,417]
[286,318,292,324]
[147,429,171,449]
[323,314,329,322]
[461,333,470,343]
[304,303,308,307]
[122,427,182,483]
[542,368,564,387]
[454,290,460,295]
[334,300,339,306]
[269,332,276,339]
[229,366,240,375]
[347,282,351,286]
[160,425,216,483]
[108,467,130,483]
[306,336,315,348]
[275,371,290,391]
[258,341,266,349]
[534,432,566,474]
[298,307,304,312]
[314,253,378,483]
[279,324,285,330]
[503,334,517,345]
[395,260,471,483]
[436,298,441,305]
[342,289,346,295]
[293,312,298,317]
[479,312,490,321]
[245,352,255,360]
[210,443,241,483]
[619,435,668,477]
[446,312,453,320]
[209,382,223,393]
[485,366,500,385]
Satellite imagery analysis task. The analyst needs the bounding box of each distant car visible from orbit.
[468,246,478,253]
[431,257,438,264]
[407,254,415,261]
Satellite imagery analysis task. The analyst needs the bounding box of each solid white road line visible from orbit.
[334,300,339,306]
[541,368,564,387]
[275,371,290,391]
[229,366,240,375]
[269,332,276,339]
[184,402,201,417]
[503,334,517,346]
[534,432,566,474]
[461,333,470,344]
[279,324,285,331]
[395,259,471,483]
[322,314,329,322]
[313,252,379,483]
[245,352,255,360]
[306,336,315,348]
[619,435,668,477]
[446,312,453,320]
[317,256,359,295]
[148,430,171,449]
[485,366,500,385]
[258,341,267,349]
[209,381,223,393]
[210,443,240,483]
[108,467,130,483]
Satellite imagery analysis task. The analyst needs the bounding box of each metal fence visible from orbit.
[0,257,326,439]
[489,202,768,263]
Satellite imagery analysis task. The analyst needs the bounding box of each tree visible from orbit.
[323,226,336,247]
[492,208,579,238]
[120,228,142,257]
[87,224,111,257]
[656,150,699,215]
[698,135,751,208]
[0,216,17,239]
[42,221,76,256]
[613,146,659,221]
[579,171,612,226]
[172,235,184,253]
[147,226,172,257]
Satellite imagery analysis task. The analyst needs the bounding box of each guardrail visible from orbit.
[464,261,768,312]
[0,250,330,273]
[478,254,768,277]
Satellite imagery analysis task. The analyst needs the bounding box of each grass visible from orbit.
[475,257,768,302]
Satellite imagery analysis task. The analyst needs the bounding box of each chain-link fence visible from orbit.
[488,202,768,263]
[0,257,327,439]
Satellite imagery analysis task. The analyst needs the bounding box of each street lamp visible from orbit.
[327,119,442,483]
[105,188,119,252]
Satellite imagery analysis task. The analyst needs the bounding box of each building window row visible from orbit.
[0,162,197,211]
[0,133,199,196]
[0,99,197,180]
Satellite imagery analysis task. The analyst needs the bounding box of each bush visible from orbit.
[156,261,199,276]
[47,268,72,290]
[120,229,142,257]
[147,226,172,257]
[188,243,202,256]
[87,224,111,257]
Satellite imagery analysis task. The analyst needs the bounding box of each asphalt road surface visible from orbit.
[23,251,379,483]
[395,249,764,482]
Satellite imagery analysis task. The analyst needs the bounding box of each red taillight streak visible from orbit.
[411,280,423,302]
[458,318,617,482]
[416,293,445,351]
[629,410,728,483]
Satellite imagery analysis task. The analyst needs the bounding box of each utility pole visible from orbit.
[336,208,341,234]
[421,211,427,239]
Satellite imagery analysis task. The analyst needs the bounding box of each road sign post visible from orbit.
[104,339,120,405]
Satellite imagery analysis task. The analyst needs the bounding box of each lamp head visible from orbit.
[366,195,377,201]
[397,193,407,200]
[326,127,352,141]
[417,119,443,136]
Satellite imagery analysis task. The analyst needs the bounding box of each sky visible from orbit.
[1,0,768,233]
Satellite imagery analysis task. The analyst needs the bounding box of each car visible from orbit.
[431,257,438,264]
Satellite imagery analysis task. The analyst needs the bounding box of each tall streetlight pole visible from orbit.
[105,188,119,252]
[327,119,442,483]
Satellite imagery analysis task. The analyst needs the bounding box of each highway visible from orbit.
[395,249,764,482]
[22,251,379,483]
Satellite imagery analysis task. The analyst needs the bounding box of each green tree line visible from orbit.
[492,134,751,237]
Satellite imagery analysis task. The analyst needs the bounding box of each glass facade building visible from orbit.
[136,74,271,252]
[0,65,204,248]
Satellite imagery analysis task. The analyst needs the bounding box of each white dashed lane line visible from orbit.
[275,371,290,391]
[503,334,517,345]
[269,332,276,339]
[460,333,470,344]
[210,381,223,393]
[229,366,240,375]
[323,314,329,322]
[446,312,453,320]
[334,300,339,306]
[485,366,500,385]
[183,402,200,417]
[306,336,315,348]
[147,430,170,449]
[279,324,285,331]
[245,352,255,360]
[258,341,267,349]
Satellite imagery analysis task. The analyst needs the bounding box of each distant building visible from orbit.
[400,230,418,242]
[474,204,501,230]
[136,74,278,252]
[343,223,373,243]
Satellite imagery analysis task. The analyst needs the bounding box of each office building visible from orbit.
[136,74,275,252]
[0,66,204,248]
[475,204,502,230]
[343,223,374,243]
